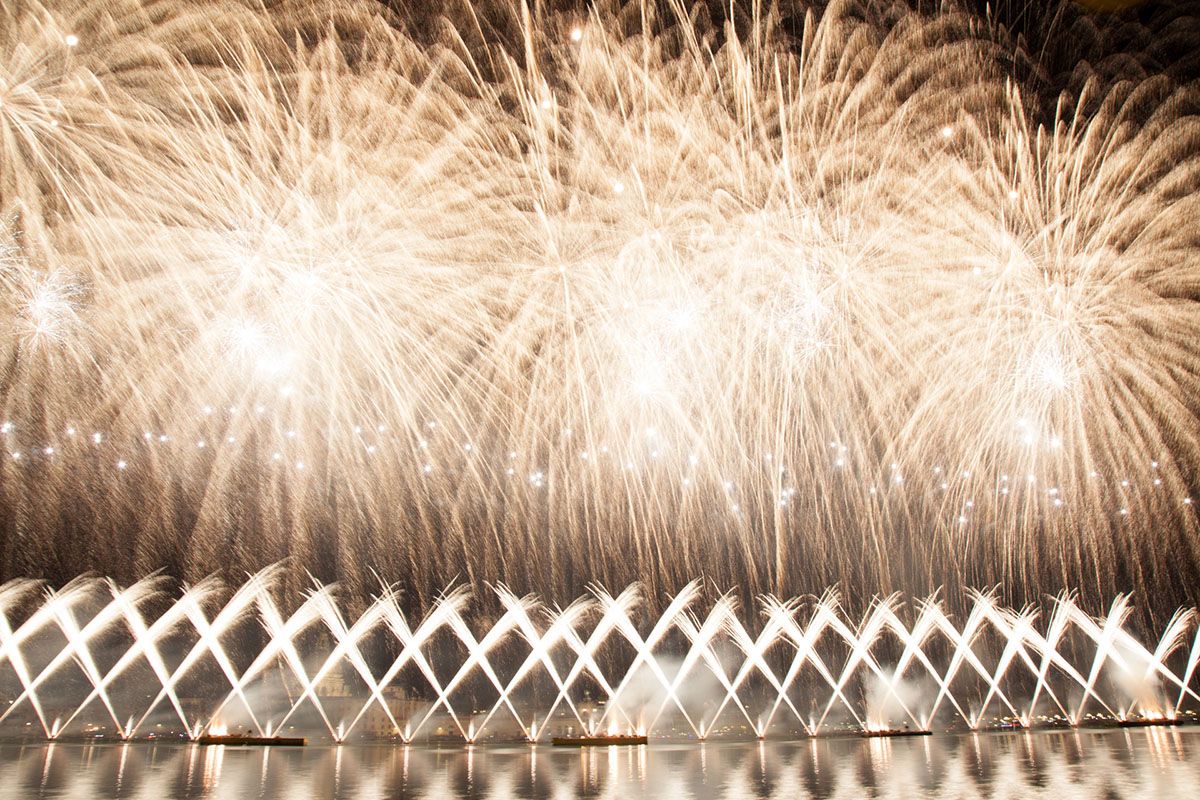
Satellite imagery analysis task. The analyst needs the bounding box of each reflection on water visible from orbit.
[1,729,1198,799]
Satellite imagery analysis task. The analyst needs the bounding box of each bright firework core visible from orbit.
[0,0,1198,614]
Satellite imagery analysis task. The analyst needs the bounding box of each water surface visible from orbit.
[2,729,1198,799]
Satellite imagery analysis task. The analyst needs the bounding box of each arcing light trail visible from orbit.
[1,0,1200,608]
[1,569,1198,742]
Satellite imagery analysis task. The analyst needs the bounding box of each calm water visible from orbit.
[2,729,1199,799]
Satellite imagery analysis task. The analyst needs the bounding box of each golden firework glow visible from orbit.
[0,0,1196,606]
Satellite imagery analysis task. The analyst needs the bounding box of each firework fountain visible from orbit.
[0,568,1198,743]
[0,0,1198,668]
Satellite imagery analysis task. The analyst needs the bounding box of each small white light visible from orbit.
[65,34,79,47]
[570,27,583,42]
[613,180,625,194]
[117,460,127,470]
[940,125,954,138]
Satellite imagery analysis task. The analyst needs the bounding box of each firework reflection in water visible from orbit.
[2,731,1200,800]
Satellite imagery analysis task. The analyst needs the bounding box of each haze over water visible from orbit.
[2,729,1198,800]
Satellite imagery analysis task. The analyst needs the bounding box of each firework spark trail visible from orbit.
[0,578,158,736]
[667,597,758,737]
[370,587,473,740]
[763,591,867,729]
[137,566,277,737]
[0,1,1199,609]
[718,601,809,736]
[3,570,1200,740]
[473,588,592,738]
[64,576,216,736]
[0,578,57,735]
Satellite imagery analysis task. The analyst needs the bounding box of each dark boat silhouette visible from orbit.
[551,734,648,746]
[1118,717,1178,728]
[197,734,306,746]
[861,728,932,738]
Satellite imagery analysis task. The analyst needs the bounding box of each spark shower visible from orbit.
[0,0,1199,614]
[1,568,1199,742]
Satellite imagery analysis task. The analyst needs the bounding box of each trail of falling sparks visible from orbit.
[0,0,1195,608]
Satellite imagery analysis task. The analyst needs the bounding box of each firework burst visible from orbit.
[0,0,1197,613]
